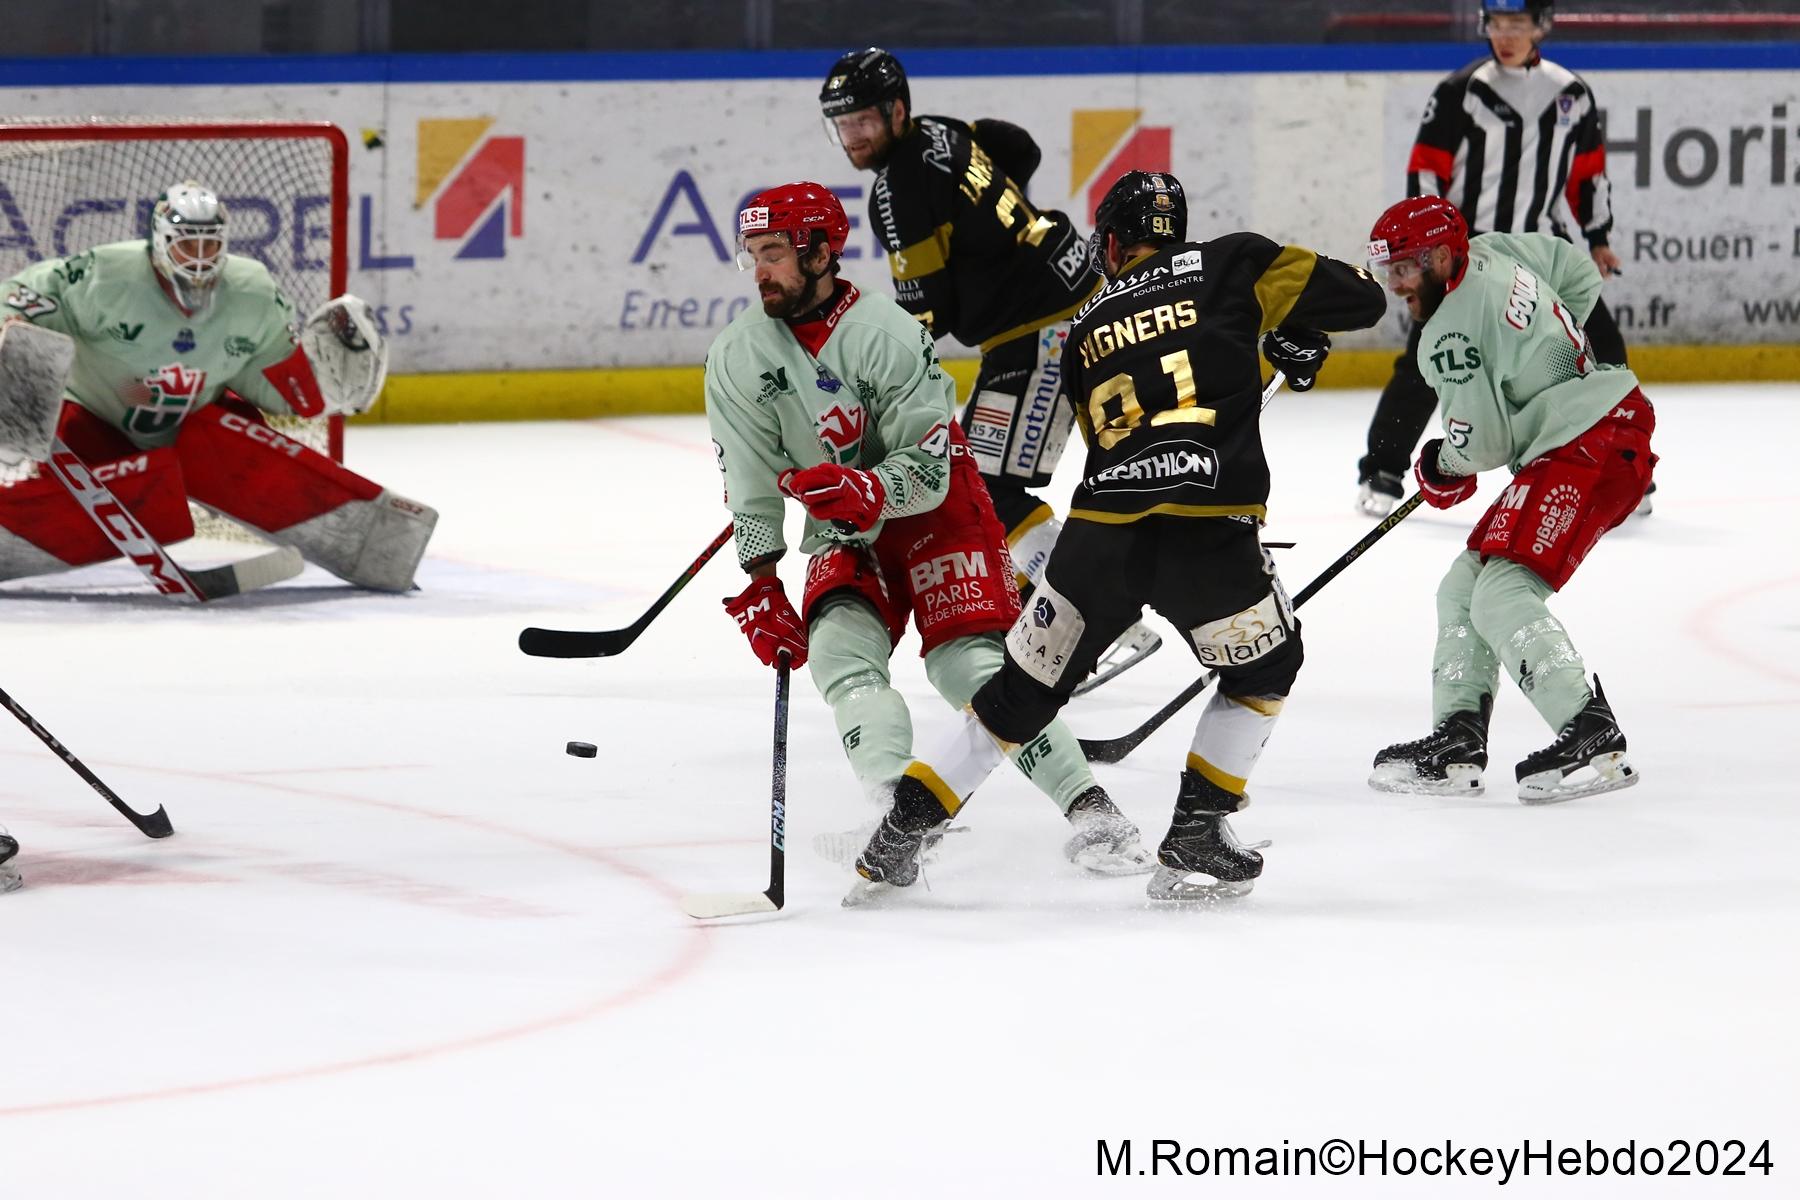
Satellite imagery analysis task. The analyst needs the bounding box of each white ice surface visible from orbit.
[2,384,1795,1198]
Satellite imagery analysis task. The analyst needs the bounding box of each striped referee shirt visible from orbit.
[1406,54,1614,247]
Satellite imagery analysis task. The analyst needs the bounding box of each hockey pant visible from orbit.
[958,322,1077,581]
[975,515,1303,800]
[1432,392,1655,730]
[1359,297,1628,484]
[0,399,435,591]
[807,595,1097,811]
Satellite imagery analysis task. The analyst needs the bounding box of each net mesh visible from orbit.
[0,118,346,540]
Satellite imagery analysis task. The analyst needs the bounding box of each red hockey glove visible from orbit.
[1414,438,1479,509]
[722,575,807,669]
[779,464,887,531]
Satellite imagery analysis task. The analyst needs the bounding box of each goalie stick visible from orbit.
[520,523,733,659]
[681,654,789,919]
[0,684,173,838]
[43,437,303,602]
[1079,491,1426,764]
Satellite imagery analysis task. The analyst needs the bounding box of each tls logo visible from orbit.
[417,118,525,260]
[815,401,866,464]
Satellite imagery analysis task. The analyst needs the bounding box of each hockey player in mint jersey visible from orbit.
[849,170,1388,904]
[1354,0,1643,520]
[706,182,1152,876]
[0,180,434,592]
[820,47,1162,692]
[1365,196,1654,804]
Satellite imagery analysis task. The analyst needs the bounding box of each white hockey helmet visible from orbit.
[149,181,228,313]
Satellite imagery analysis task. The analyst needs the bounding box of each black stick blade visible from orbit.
[518,626,634,658]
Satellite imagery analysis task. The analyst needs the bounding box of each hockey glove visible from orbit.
[779,463,887,531]
[723,575,808,670]
[1414,438,1479,509]
[1260,328,1331,392]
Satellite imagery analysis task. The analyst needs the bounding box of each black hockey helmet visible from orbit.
[1479,0,1553,36]
[1088,170,1187,277]
[820,47,909,119]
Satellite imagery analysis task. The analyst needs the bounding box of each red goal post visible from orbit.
[0,117,351,464]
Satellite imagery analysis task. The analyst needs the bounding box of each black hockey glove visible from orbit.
[1260,328,1331,392]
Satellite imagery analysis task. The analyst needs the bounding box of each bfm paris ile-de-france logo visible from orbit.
[1070,109,1172,222]
[416,118,525,259]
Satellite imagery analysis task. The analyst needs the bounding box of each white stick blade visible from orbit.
[680,891,778,920]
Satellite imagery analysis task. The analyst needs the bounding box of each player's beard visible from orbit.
[1410,273,1451,321]
[759,273,812,319]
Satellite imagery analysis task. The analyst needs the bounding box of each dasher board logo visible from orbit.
[417,118,525,259]
[1071,109,1172,222]
[1087,437,1219,493]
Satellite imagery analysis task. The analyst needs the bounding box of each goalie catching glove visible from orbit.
[1259,328,1331,392]
[297,294,389,417]
[779,463,886,531]
[723,575,808,669]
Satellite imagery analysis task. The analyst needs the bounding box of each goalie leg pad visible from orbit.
[175,400,435,591]
[0,405,192,578]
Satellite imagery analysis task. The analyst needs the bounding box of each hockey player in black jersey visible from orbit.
[847,170,1387,905]
[819,47,1161,688]
[1354,0,1642,518]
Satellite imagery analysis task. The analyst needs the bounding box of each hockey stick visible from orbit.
[519,523,734,658]
[681,654,789,919]
[43,437,303,602]
[1080,491,1426,763]
[0,684,173,838]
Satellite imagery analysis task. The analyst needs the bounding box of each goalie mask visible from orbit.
[149,181,228,314]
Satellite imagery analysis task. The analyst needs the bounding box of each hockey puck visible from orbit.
[565,741,597,758]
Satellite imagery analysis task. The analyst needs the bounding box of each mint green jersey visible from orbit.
[3,240,302,448]
[1419,232,1639,476]
[704,283,958,569]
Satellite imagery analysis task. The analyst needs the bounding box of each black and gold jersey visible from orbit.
[1065,234,1385,523]
[869,115,1096,352]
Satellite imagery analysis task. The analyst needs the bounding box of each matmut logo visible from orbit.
[1071,109,1173,223]
[417,118,525,260]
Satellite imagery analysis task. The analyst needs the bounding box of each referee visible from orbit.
[1355,0,1643,517]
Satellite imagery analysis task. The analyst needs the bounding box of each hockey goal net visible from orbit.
[0,118,349,541]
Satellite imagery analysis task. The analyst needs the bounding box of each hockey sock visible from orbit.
[1468,559,1592,731]
[1187,689,1285,795]
[1431,550,1503,724]
[810,599,915,802]
[924,632,1097,810]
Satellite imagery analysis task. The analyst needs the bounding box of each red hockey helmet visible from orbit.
[736,182,851,269]
[1366,195,1469,281]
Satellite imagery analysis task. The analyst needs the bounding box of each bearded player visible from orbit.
[706,181,1151,876]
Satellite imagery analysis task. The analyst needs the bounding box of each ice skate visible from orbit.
[1355,470,1404,518]
[1062,787,1155,876]
[843,775,950,906]
[0,831,20,894]
[813,818,961,867]
[1515,677,1638,804]
[1633,481,1656,517]
[1368,695,1490,796]
[1146,771,1263,903]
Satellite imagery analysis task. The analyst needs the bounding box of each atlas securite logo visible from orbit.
[416,119,525,260]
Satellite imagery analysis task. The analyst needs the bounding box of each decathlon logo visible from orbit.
[1087,438,1218,494]
[417,118,525,260]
